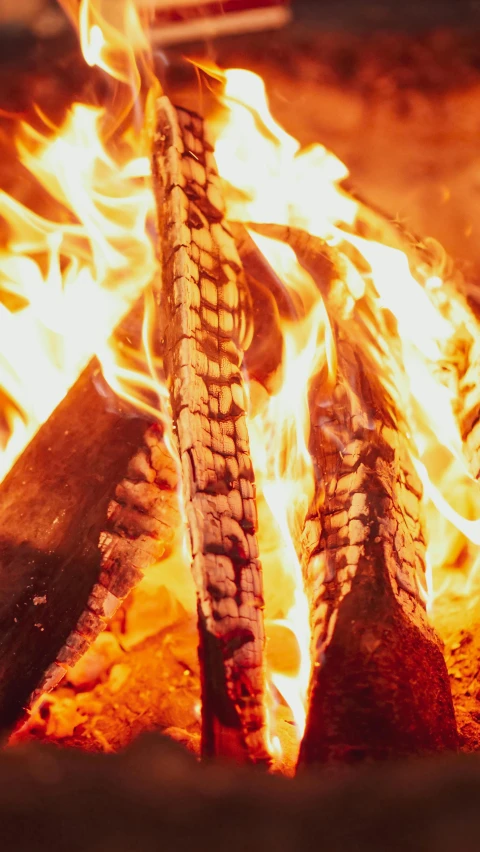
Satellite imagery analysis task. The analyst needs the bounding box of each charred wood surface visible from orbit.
[31,422,180,709]
[300,341,458,763]
[253,224,458,763]
[152,99,268,763]
[0,360,177,733]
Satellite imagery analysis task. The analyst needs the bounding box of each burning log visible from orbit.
[252,224,458,763]
[231,223,301,322]
[299,341,458,763]
[151,99,269,763]
[0,354,179,735]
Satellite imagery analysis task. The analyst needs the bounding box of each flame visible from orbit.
[0,0,162,481]
[212,66,480,758]
[245,236,334,741]
[4,3,480,767]
[212,70,343,749]
[2,0,197,752]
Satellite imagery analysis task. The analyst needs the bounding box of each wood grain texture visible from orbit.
[252,224,457,764]
[0,361,155,733]
[28,421,180,710]
[152,98,269,763]
[300,338,458,764]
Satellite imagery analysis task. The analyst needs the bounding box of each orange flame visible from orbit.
[3,7,480,767]
[0,0,161,479]
[212,67,480,758]
[2,0,198,747]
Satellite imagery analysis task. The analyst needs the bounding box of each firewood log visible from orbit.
[250,223,458,763]
[151,98,269,763]
[300,340,458,763]
[233,224,303,393]
[0,347,178,734]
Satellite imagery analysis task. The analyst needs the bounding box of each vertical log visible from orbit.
[251,224,458,763]
[151,99,269,763]
[299,339,458,763]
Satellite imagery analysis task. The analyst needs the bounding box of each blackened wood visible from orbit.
[152,98,269,763]
[233,223,303,393]
[232,223,302,322]
[0,361,144,731]
[0,359,177,733]
[253,224,458,763]
[242,273,285,394]
[300,340,458,763]
[29,421,180,710]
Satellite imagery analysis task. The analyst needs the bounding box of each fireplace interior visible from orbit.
[2,1,480,845]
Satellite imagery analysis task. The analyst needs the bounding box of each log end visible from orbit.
[298,570,458,767]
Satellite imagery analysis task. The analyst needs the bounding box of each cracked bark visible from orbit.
[300,339,458,764]
[252,224,458,764]
[0,342,178,734]
[151,98,269,763]
[0,296,181,732]
[29,422,179,710]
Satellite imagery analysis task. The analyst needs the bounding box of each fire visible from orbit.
[212,66,480,751]
[2,0,197,752]
[212,69,345,746]
[3,2,480,768]
[0,0,158,480]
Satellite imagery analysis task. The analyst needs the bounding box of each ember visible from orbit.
[2,0,480,774]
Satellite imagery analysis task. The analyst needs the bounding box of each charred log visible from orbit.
[30,421,180,709]
[0,356,178,734]
[299,340,458,763]
[232,223,302,322]
[152,99,269,763]
[242,273,285,395]
[251,224,458,763]
[233,224,304,393]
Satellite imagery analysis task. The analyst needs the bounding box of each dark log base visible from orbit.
[299,567,458,765]
[296,340,459,765]
[249,224,459,765]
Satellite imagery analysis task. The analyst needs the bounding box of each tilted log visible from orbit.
[252,224,458,763]
[0,353,178,734]
[151,99,269,763]
[233,223,303,394]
